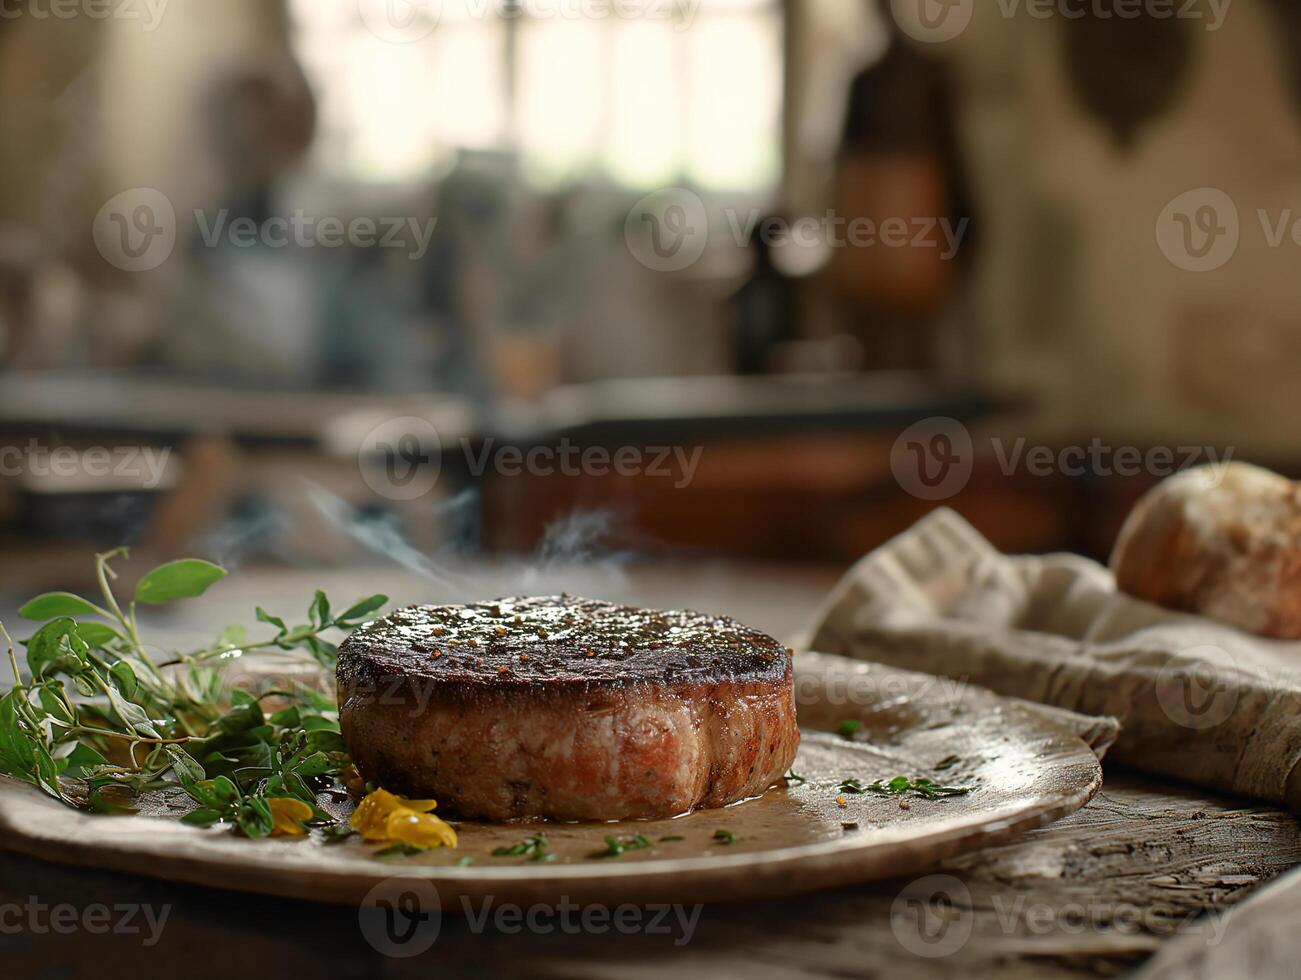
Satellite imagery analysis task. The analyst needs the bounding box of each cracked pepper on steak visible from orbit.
[336,596,799,821]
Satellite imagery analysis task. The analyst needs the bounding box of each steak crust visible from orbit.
[337,596,799,821]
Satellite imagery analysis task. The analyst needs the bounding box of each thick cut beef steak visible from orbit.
[337,596,799,821]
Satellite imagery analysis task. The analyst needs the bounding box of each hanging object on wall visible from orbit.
[1262,0,1301,118]
[1060,0,1194,150]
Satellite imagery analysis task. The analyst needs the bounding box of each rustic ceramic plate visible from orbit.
[0,653,1107,907]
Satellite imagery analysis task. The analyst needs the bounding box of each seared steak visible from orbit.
[337,595,799,821]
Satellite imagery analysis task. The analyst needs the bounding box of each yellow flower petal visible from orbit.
[349,787,454,848]
[384,810,458,849]
[268,797,312,837]
[349,787,401,835]
[400,798,439,814]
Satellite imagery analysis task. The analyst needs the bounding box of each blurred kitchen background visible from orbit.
[0,0,1293,600]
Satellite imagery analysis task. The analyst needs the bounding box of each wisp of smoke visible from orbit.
[196,500,291,570]
[304,481,636,601]
[305,483,473,595]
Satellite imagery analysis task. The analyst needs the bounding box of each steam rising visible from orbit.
[198,503,290,570]
[305,483,635,601]
[307,484,472,593]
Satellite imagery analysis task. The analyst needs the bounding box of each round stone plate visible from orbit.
[0,653,1108,907]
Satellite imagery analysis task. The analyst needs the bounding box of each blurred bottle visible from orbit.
[731,221,794,375]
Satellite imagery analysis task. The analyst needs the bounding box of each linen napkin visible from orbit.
[1133,863,1301,979]
[802,509,1301,813]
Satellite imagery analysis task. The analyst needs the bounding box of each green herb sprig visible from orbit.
[0,548,386,839]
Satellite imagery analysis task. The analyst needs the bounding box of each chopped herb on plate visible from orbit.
[492,834,556,862]
[836,720,862,738]
[592,833,651,859]
[843,775,970,800]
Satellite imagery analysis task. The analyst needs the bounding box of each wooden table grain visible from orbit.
[2,563,1299,978]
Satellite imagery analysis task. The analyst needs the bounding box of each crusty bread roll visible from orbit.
[1110,462,1301,639]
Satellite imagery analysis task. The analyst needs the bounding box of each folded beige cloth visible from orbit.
[1133,864,1301,979]
[803,509,1301,813]
[1134,864,1295,978]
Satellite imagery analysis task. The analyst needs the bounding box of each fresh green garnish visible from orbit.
[659,834,685,842]
[783,769,808,786]
[0,547,386,844]
[133,560,228,606]
[492,834,555,862]
[836,720,862,738]
[592,833,651,859]
[457,856,475,867]
[320,822,357,843]
[374,842,425,860]
[844,775,971,800]
[933,755,961,771]
[713,829,737,846]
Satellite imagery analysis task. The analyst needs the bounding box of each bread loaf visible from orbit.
[1110,462,1301,639]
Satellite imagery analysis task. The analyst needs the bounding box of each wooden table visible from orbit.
[2,563,1299,978]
